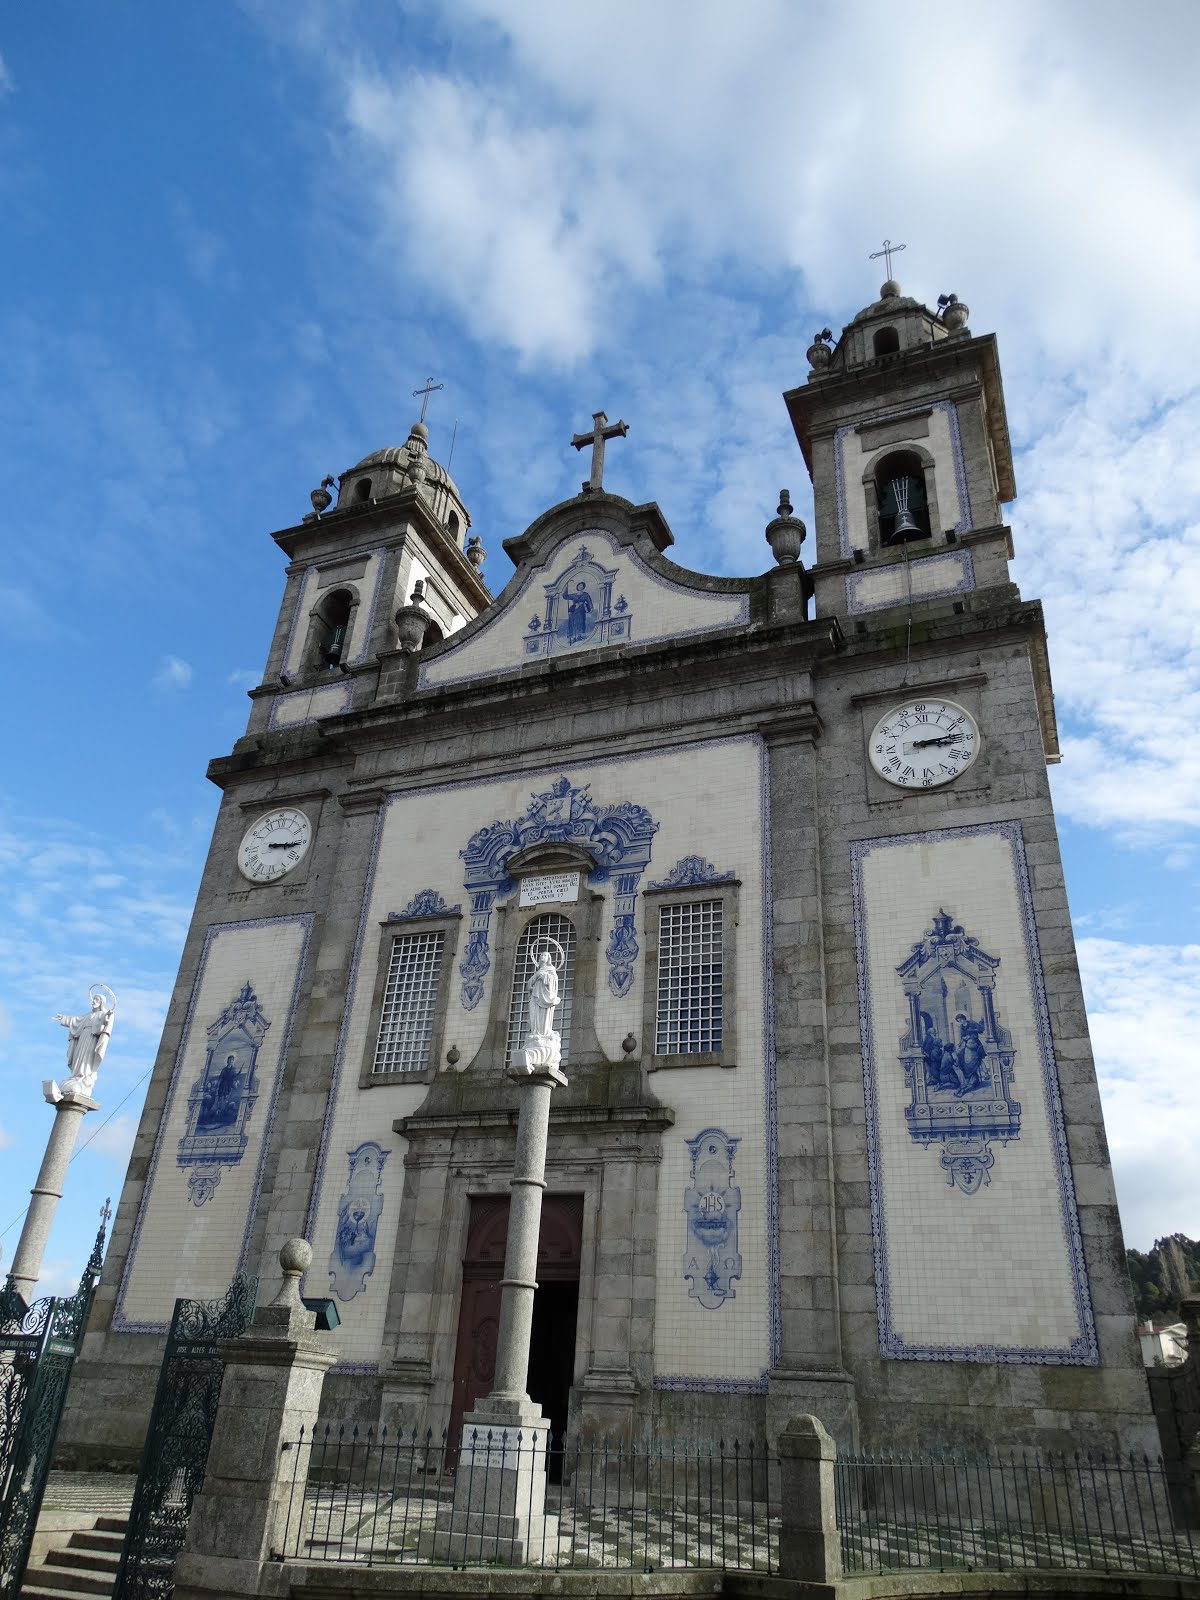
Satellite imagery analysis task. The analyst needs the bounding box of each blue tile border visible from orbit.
[269,546,385,726]
[267,678,352,731]
[113,913,314,1334]
[845,548,975,616]
[417,527,750,690]
[834,400,972,559]
[850,821,1098,1366]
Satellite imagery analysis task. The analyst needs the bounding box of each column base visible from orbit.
[767,1366,859,1453]
[420,1396,554,1565]
[573,1367,640,1442]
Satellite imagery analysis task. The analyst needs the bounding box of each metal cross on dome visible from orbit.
[869,238,907,278]
[571,410,629,493]
[412,377,444,423]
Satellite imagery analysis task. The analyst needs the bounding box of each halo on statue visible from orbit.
[527,937,566,971]
[88,984,117,1012]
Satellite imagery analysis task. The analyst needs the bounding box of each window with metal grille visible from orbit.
[372,930,445,1073]
[656,900,723,1055]
[506,913,577,1069]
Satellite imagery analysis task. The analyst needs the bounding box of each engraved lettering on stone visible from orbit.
[518,871,580,907]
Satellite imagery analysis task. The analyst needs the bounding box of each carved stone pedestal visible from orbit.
[420,1396,553,1564]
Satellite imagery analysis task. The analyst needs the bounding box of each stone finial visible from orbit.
[272,1237,313,1309]
[309,476,334,516]
[765,489,807,566]
[395,593,429,654]
[880,278,901,299]
[466,534,486,569]
[807,328,833,373]
[938,292,970,332]
[622,1033,637,1056]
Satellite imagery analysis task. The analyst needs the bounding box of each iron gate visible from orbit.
[112,1273,258,1600]
[0,1209,108,1600]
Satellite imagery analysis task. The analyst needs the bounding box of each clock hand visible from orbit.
[268,840,302,849]
[911,734,960,749]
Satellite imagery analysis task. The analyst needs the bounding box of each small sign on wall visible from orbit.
[518,871,581,907]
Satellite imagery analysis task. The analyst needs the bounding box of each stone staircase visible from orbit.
[21,1514,128,1600]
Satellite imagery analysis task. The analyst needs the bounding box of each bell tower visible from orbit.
[243,416,491,738]
[785,278,1021,640]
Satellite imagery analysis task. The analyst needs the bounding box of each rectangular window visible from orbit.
[655,900,723,1055]
[372,930,445,1073]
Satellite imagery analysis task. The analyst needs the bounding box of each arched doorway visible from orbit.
[449,1194,583,1457]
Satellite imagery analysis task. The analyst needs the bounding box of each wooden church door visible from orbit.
[449,1193,583,1457]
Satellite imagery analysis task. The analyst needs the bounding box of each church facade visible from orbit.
[62,282,1155,1464]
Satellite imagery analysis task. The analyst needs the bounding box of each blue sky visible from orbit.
[2,0,1199,1290]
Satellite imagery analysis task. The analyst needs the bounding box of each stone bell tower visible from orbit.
[787,279,1031,665]
[247,417,491,737]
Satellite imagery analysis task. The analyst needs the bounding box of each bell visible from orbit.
[885,472,924,541]
[892,505,923,540]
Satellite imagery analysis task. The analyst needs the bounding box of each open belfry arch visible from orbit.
[59,279,1155,1466]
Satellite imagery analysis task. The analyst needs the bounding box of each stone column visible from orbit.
[173,1241,336,1600]
[425,1063,565,1563]
[777,1414,842,1583]
[7,1092,97,1302]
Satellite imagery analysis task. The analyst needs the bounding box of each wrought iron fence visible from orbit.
[276,1427,778,1571]
[835,1448,1199,1576]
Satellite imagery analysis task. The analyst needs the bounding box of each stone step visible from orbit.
[65,1532,125,1556]
[93,1518,129,1536]
[48,1547,122,1575]
[33,1561,115,1596]
[22,1584,106,1600]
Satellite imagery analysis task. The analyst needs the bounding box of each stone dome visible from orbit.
[337,420,471,542]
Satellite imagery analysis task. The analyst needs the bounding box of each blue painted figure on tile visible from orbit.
[564,580,595,644]
[897,909,1020,1194]
[178,981,268,1206]
[329,1140,390,1301]
[522,545,633,661]
[683,1128,742,1309]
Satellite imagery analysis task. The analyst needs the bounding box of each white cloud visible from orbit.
[0,55,13,98]
[226,667,260,690]
[78,1113,138,1168]
[0,1121,12,1148]
[153,654,194,690]
[1076,937,1200,1248]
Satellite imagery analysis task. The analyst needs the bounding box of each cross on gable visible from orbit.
[571,410,629,493]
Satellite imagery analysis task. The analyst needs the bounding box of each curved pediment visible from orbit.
[417,509,749,690]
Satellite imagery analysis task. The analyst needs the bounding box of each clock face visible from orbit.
[869,699,980,789]
[237,808,313,884]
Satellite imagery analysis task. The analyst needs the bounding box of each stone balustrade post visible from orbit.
[173,1241,335,1600]
[777,1413,842,1583]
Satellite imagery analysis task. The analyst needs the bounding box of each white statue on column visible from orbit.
[45,985,116,1103]
[517,941,563,1074]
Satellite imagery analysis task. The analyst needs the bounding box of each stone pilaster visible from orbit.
[764,710,859,1449]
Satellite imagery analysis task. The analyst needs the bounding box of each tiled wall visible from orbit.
[852,823,1096,1363]
[845,549,975,615]
[114,914,312,1330]
[418,528,748,690]
[302,735,769,1373]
